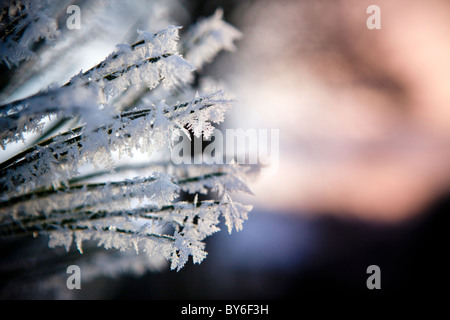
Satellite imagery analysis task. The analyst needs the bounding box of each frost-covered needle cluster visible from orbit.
[0,2,254,272]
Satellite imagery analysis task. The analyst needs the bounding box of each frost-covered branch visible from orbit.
[0,4,253,273]
[0,90,233,195]
[183,9,242,69]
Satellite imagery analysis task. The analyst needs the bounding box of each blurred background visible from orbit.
[1,0,450,299]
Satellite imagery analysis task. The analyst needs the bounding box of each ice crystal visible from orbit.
[0,3,254,273]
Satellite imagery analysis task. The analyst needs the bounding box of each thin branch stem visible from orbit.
[0,96,216,175]
[0,200,222,239]
[0,171,226,209]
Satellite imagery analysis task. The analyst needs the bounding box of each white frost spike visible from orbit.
[137,25,181,53]
[220,192,253,233]
[74,230,93,254]
[153,101,171,129]
[184,9,243,69]
[147,173,180,206]
[48,230,73,252]
[193,193,199,209]
[170,231,207,271]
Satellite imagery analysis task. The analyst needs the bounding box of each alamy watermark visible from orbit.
[171,128,279,175]
[66,264,81,290]
[366,5,381,30]
[366,265,381,290]
[66,5,81,30]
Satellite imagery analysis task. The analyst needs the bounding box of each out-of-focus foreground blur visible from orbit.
[1,0,449,299]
